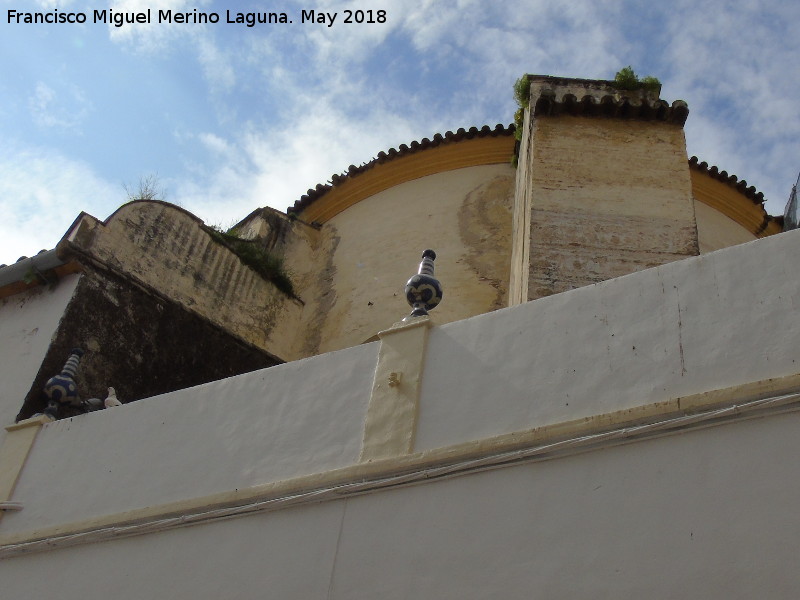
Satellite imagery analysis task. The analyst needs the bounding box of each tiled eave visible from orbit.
[689,156,780,236]
[532,92,689,125]
[0,250,82,300]
[287,124,515,221]
[689,156,764,204]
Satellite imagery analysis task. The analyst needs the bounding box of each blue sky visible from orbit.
[1,0,798,264]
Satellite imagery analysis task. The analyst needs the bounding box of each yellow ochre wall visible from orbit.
[302,164,515,355]
[267,112,777,358]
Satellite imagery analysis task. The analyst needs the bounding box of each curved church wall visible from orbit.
[298,163,515,355]
[695,200,758,253]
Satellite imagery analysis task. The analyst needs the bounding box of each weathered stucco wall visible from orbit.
[695,200,757,253]
[0,274,80,443]
[509,105,533,307]
[14,267,281,421]
[231,207,324,361]
[302,164,515,355]
[524,115,698,299]
[64,201,303,360]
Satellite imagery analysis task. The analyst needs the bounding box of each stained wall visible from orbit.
[298,164,515,355]
[524,115,698,299]
[14,267,281,421]
[0,274,80,445]
[64,201,303,361]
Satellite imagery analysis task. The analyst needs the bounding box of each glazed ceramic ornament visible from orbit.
[404,249,443,319]
[43,348,84,419]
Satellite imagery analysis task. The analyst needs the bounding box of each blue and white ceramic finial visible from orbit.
[404,249,443,320]
[43,348,84,419]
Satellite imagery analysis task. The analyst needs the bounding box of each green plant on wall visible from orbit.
[613,66,660,92]
[208,225,295,296]
[511,69,662,167]
[22,268,39,285]
[512,75,531,142]
[510,74,532,167]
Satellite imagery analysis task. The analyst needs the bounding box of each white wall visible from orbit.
[2,342,378,534]
[415,230,800,450]
[0,274,80,444]
[2,410,799,599]
[3,230,800,598]
[5,230,800,533]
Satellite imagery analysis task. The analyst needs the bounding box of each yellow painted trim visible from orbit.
[691,170,775,237]
[360,317,431,461]
[3,372,800,550]
[299,136,515,224]
[0,416,51,521]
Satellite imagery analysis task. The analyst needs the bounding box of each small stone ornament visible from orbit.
[104,387,122,408]
[404,249,443,319]
[43,348,84,419]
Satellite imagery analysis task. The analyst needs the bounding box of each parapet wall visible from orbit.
[62,201,303,360]
[2,228,799,544]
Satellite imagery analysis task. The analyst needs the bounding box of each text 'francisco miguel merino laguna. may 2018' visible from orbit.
[6,8,387,28]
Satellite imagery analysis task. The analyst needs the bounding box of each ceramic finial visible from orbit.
[43,348,85,419]
[404,249,443,320]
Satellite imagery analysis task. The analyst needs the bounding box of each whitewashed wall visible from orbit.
[416,229,800,450]
[2,410,799,599]
[2,230,800,598]
[5,231,800,532]
[0,274,80,445]
[2,342,377,534]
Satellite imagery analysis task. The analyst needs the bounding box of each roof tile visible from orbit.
[288,124,514,215]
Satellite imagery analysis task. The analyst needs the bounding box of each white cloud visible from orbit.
[0,143,120,265]
[303,0,396,62]
[662,0,800,213]
[105,0,235,92]
[33,0,67,8]
[197,132,234,157]
[106,0,198,48]
[195,35,236,92]
[172,89,429,228]
[5,0,799,265]
[100,0,800,221]
[28,82,91,132]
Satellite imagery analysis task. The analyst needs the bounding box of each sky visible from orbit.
[0,0,798,264]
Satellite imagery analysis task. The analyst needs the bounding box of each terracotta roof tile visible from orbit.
[288,124,514,215]
[688,156,765,205]
[532,91,689,125]
[284,122,775,229]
